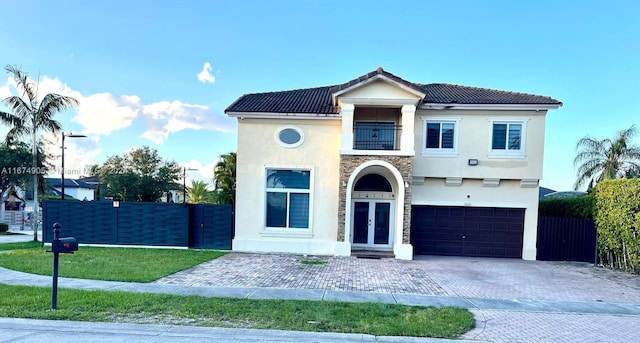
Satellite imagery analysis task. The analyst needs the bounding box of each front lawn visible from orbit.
[0,284,475,338]
[0,243,224,282]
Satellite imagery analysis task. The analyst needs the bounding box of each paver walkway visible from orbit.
[156,253,448,295]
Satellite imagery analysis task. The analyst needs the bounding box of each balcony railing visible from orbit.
[353,123,402,150]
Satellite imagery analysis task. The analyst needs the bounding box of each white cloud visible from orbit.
[1,73,235,145]
[0,84,10,99]
[197,62,216,83]
[42,131,102,178]
[140,100,235,144]
[181,159,215,185]
[74,93,141,135]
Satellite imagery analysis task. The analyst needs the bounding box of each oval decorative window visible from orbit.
[276,126,304,148]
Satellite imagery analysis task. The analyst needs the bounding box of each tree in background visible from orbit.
[213,152,236,205]
[574,125,640,190]
[98,146,181,202]
[186,180,215,204]
[0,141,34,198]
[0,65,78,241]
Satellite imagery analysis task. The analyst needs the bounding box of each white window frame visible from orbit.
[421,117,460,157]
[275,126,305,148]
[263,166,314,236]
[488,118,528,158]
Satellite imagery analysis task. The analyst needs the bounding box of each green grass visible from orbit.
[0,284,475,338]
[0,241,41,251]
[0,243,225,282]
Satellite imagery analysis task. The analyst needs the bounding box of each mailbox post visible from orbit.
[48,222,78,310]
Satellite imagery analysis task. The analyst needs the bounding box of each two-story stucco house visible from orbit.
[225,68,562,260]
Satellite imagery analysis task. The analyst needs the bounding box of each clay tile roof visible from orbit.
[225,86,340,114]
[329,67,426,96]
[418,83,561,105]
[225,68,561,115]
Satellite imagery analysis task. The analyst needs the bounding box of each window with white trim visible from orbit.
[422,118,459,156]
[265,168,311,229]
[489,120,527,157]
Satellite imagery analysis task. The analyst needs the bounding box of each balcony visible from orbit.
[353,122,402,150]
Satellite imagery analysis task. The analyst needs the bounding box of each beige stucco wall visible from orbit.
[413,109,547,180]
[337,79,422,103]
[234,118,341,254]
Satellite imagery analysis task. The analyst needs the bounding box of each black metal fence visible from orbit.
[42,200,232,249]
[537,216,596,263]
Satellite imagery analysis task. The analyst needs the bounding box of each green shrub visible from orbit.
[594,179,640,274]
[539,194,595,218]
[0,223,8,233]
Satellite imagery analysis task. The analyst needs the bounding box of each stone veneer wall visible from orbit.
[337,155,414,244]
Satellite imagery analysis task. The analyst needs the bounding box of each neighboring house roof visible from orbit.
[45,178,96,190]
[226,67,562,115]
[538,187,556,200]
[543,191,588,199]
[78,175,101,185]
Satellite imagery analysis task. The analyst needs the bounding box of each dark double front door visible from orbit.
[352,200,393,248]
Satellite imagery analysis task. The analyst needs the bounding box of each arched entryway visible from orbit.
[344,161,405,253]
[351,173,395,248]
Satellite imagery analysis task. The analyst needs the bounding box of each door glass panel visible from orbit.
[374,202,390,244]
[353,202,369,244]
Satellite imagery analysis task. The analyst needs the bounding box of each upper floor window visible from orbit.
[353,122,400,150]
[489,119,527,158]
[422,118,460,156]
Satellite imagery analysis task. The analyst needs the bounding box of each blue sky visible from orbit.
[1,0,638,191]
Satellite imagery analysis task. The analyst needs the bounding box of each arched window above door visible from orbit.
[354,174,392,192]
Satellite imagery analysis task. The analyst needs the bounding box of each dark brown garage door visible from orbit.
[411,206,525,258]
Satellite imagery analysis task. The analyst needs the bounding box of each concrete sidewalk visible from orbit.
[0,230,40,243]
[0,317,479,343]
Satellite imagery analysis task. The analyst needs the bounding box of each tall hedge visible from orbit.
[594,179,640,273]
[539,195,595,218]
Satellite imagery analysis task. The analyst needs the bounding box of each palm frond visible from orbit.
[573,125,640,190]
[2,96,33,120]
[5,65,38,105]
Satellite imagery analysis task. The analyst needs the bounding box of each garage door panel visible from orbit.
[411,205,524,258]
[434,207,450,216]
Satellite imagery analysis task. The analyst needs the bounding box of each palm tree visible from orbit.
[186,180,215,204]
[0,65,78,241]
[574,125,640,190]
[213,152,236,205]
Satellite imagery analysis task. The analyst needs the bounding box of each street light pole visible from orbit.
[61,132,87,200]
[183,167,198,204]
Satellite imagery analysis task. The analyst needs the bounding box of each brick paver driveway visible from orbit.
[157,253,639,303]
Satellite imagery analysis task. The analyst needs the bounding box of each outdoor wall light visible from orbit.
[112,200,120,208]
[468,159,479,166]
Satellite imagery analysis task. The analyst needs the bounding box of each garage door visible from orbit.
[411,206,525,258]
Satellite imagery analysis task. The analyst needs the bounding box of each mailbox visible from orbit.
[52,237,78,254]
